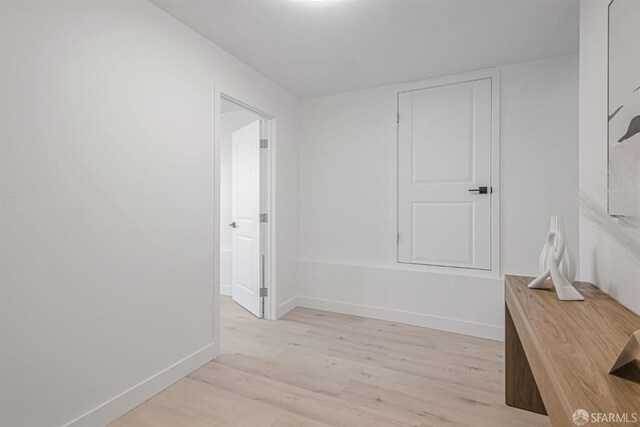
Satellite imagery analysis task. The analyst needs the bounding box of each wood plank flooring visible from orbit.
[111,297,550,427]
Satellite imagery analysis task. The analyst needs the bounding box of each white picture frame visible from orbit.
[608,0,640,217]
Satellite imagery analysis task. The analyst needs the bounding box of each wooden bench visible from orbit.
[505,275,640,426]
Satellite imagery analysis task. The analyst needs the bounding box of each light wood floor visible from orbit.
[112,297,550,427]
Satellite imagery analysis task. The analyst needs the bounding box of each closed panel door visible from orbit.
[231,120,262,317]
[398,78,492,269]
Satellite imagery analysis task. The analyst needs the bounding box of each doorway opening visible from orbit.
[218,95,273,320]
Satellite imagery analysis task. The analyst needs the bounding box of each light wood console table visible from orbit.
[505,275,640,426]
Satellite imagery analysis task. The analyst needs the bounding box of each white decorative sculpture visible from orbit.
[538,216,576,284]
[610,330,640,375]
[529,217,584,301]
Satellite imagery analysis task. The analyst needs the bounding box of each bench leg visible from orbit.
[505,303,547,415]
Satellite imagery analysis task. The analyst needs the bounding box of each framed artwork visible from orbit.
[608,0,640,217]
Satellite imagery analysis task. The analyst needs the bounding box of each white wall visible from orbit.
[579,0,640,314]
[0,1,299,426]
[501,55,580,274]
[219,110,261,296]
[298,54,579,340]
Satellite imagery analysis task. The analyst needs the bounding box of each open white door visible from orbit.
[397,78,493,270]
[231,120,262,317]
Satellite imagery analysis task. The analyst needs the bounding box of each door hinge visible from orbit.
[260,288,268,297]
[260,213,268,223]
[260,139,268,149]
[396,233,400,244]
[397,112,400,124]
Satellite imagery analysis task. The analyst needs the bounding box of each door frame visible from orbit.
[214,89,277,334]
[393,68,501,277]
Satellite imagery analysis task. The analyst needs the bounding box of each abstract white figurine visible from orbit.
[538,216,576,284]
[529,226,584,301]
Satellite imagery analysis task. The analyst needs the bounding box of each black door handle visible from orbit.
[469,186,491,194]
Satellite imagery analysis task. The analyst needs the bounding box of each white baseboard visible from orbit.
[276,296,297,318]
[296,296,503,341]
[65,343,218,427]
[220,284,232,296]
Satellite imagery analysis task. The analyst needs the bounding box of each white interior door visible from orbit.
[231,120,262,317]
[397,78,493,270]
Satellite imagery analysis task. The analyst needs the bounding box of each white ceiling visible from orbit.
[150,0,579,99]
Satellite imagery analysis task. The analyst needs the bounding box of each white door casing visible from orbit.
[397,78,493,270]
[231,120,262,316]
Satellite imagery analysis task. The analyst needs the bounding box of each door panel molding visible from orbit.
[410,201,475,266]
